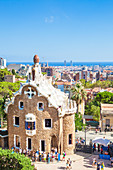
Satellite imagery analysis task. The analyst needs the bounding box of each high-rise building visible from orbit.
[64,60,66,66]
[0,57,6,69]
[70,60,73,66]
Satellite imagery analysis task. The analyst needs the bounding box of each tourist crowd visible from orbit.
[11,147,65,163]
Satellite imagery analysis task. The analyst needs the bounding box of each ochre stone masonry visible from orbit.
[6,55,76,155]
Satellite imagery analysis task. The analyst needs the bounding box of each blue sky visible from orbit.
[0,0,113,62]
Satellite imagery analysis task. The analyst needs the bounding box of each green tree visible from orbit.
[0,148,34,169]
[90,105,100,121]
[95,91,113,104]
[42,72,47,76]
[80,79,86,86]
[71,83,87,113]
[12,69,16,75]
[75,112,86,131]
[0,68,12,82]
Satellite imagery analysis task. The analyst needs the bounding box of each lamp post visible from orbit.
[85,127,86,147]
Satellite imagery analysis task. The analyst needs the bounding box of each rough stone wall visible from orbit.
[0,137,4,148]
[7,84,60,153]
[101,115,113,130]
[63,114,75,155]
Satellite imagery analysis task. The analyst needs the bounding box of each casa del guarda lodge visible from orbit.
[5,55,76,154]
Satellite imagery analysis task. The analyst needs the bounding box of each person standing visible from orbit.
[98,144,100,152]
[44,152,46,162]
[101,147,103,154]
[19,147,22,154]
[47,153,50,164]
[39,152,41,162]
[110,157,113,167]
[63,151,66,161]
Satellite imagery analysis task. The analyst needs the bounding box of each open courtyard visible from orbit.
[75,130,113,144]
[33,130,113,170]
[34,152,112,170]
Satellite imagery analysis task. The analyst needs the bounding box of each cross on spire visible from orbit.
[24,87,36,99]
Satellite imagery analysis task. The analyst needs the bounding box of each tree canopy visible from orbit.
[75,112,86,131]
[71,83,87,113]
[96,91,113,104]
[0,81,22,118]
[85,91,113,121]
[80,79,113,89]
[0,148,34,170]
[0,68,12,82]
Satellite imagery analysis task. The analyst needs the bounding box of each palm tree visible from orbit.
[71,83,87,113]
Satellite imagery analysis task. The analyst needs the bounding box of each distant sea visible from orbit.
[6,62,113,67]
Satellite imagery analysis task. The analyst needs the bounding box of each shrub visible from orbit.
[0,148,34,170]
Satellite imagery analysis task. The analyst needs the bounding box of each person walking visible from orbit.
[68,158,72,169]
[66,160,69,170]
[101,162,105,170]
[97,162,101,170]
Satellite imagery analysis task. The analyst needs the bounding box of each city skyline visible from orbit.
[0,0,113,62]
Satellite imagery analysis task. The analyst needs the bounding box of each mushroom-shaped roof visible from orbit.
[33,55,39,63]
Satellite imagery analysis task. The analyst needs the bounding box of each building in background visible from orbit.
[101,103,113,131]
[64,60,66,66]
[0,57,6,69]
[5,55,76,155]
[4,75,15,83]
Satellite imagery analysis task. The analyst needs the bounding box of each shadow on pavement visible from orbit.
[57,167,66,169]
[75,152,112,169]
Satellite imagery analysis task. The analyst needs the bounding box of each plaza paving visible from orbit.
[75,130,113,144]
[33,131,113,170]
[34,152,112,170]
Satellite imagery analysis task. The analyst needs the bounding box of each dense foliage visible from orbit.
[0,68,12,82]
[85,91,113,121]
[96,91,113,104]
[0,81,22,119]
[80,79,113,89]
[0,148,34,170]
[71,83,87,113]
[75,112,85,131]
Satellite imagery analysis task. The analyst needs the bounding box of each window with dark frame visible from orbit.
[20,101,24,109]
[38,102,44,111]
[15,136,20,147]
[25,122,35,130]
[69,134,72,145]
[45,119,51,128]
[15,117,19,126]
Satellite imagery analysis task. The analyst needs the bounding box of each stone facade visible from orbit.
[6,55,76,155]
[4,75,15,83]
[101,103,113,130]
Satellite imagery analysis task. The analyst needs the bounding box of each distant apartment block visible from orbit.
[4,75,15,83]
[41,67,61,79]
[0,57,6,69]
[7,64,23,71]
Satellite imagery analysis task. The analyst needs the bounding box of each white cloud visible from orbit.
[45,16,54,23]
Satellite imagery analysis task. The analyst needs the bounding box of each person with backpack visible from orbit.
[101,162,105,170]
